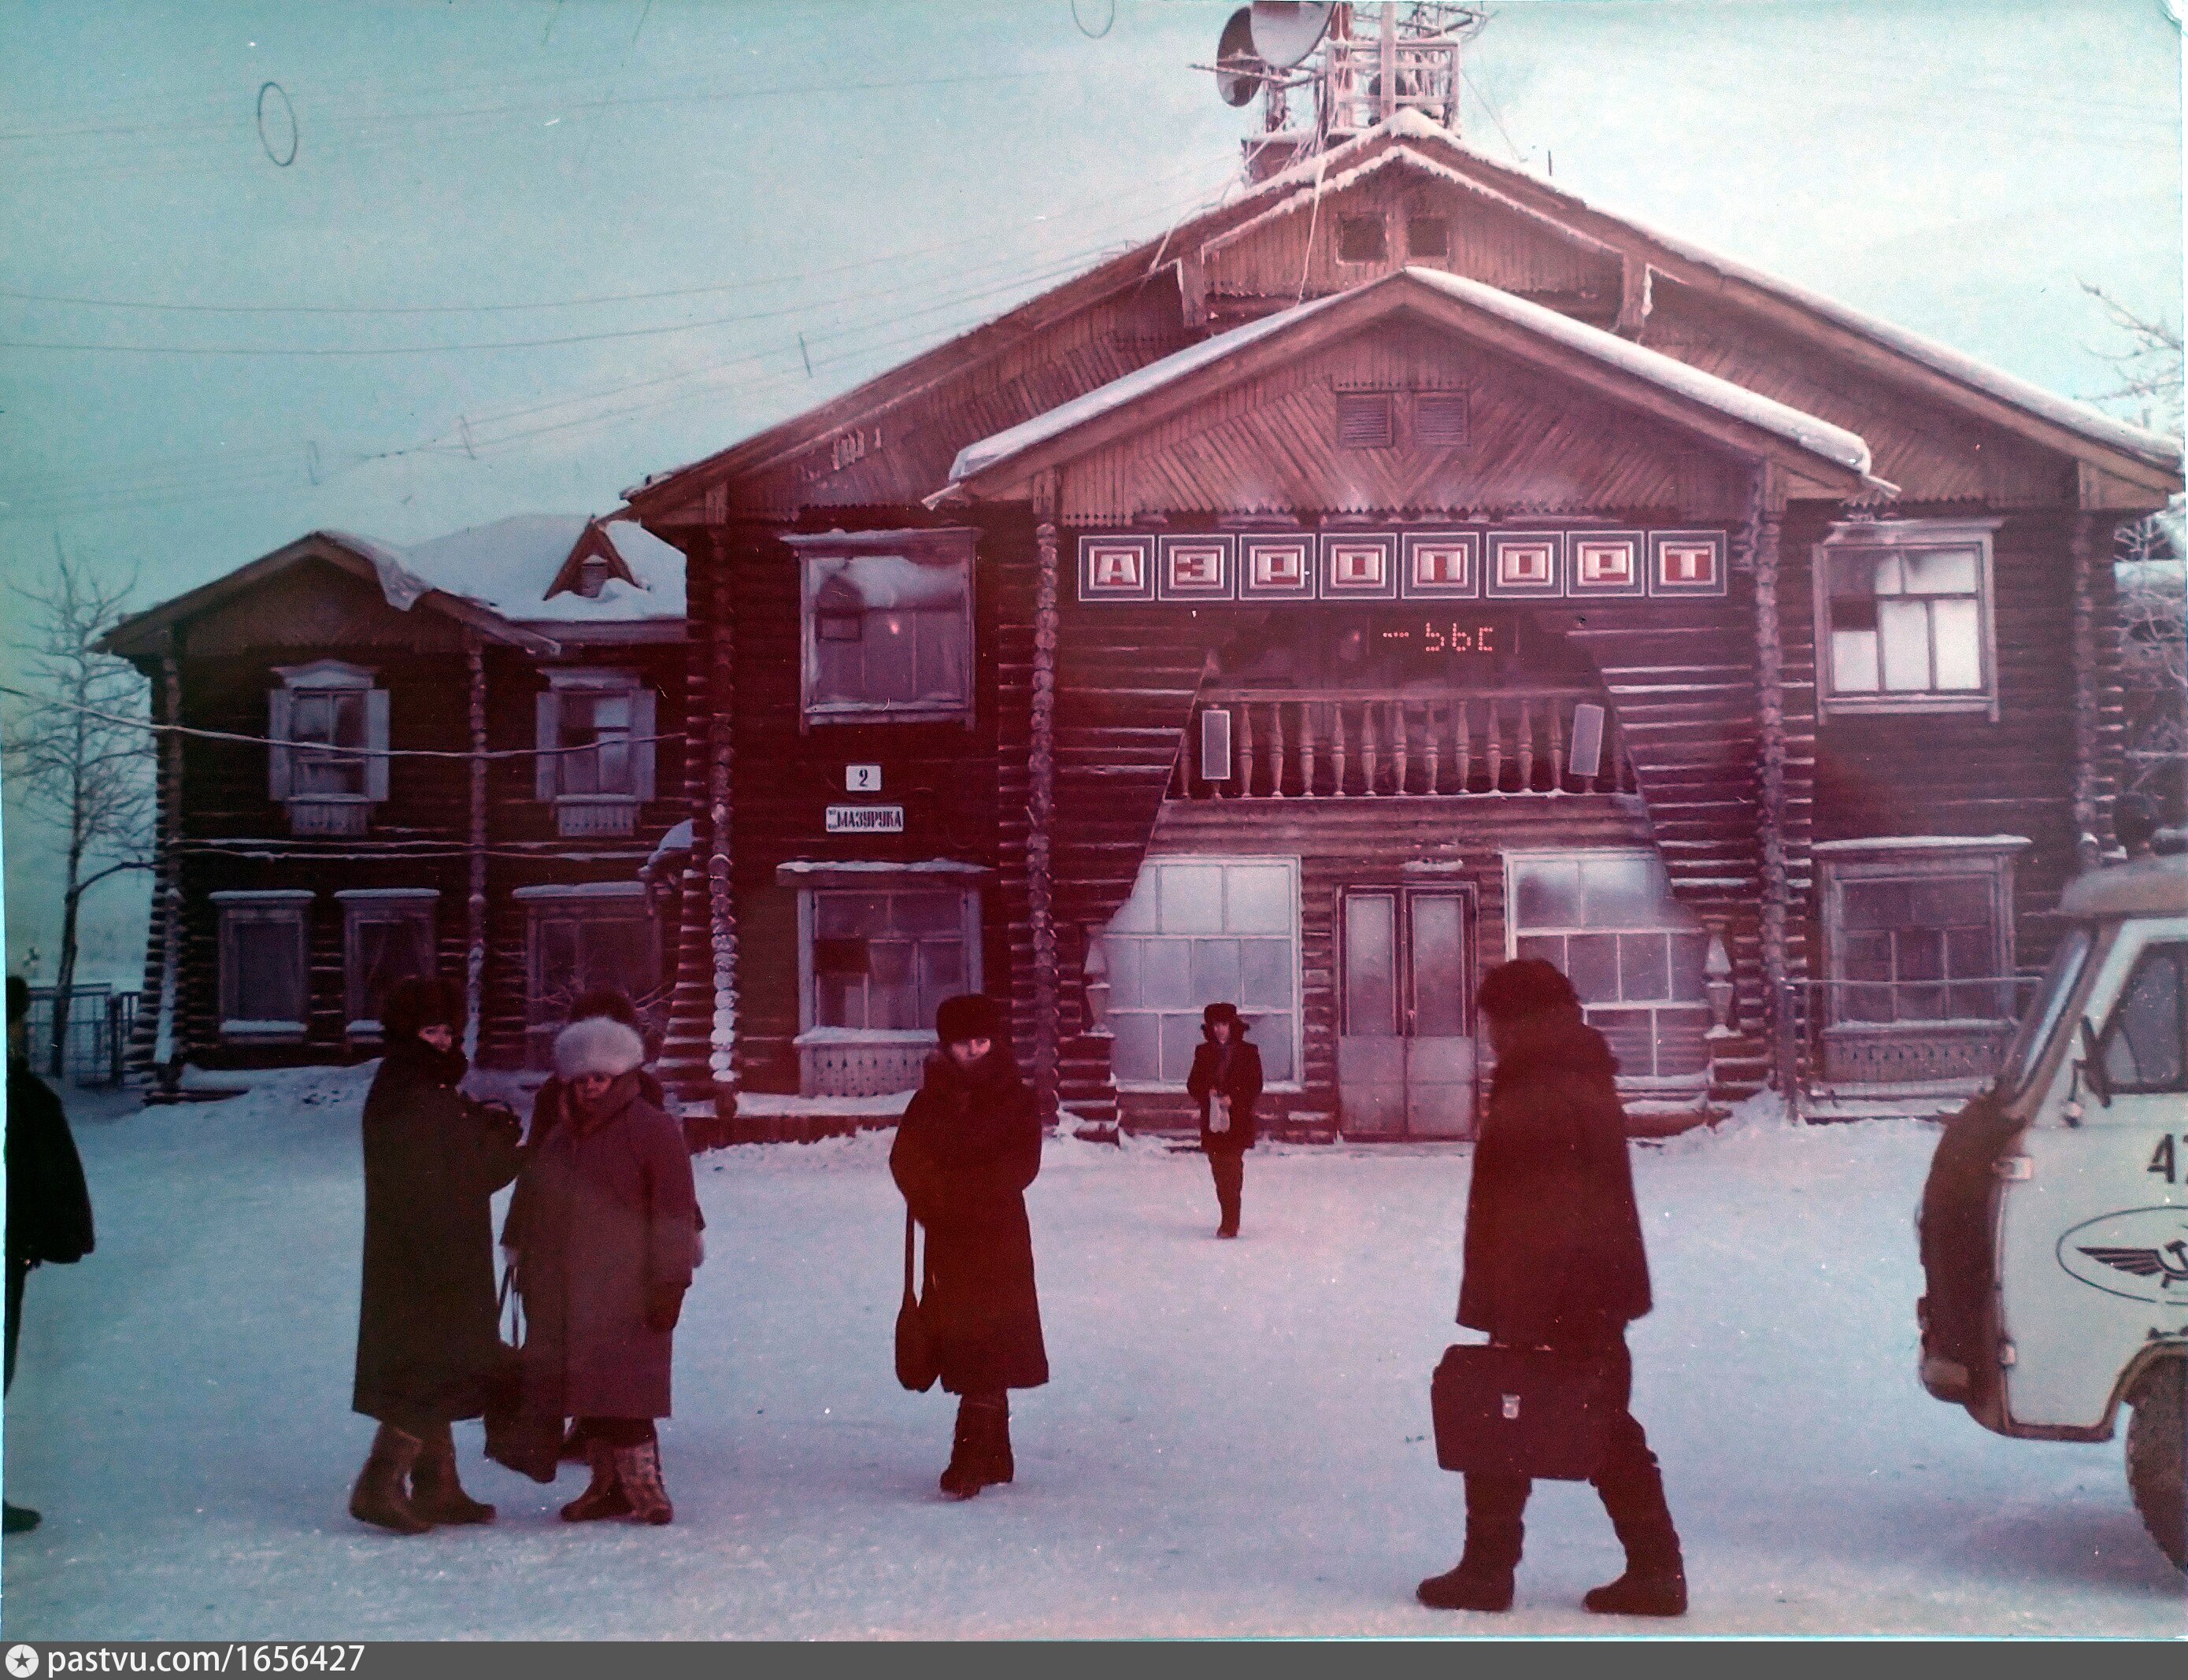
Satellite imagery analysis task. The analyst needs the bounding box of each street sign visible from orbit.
[826,804,905,834]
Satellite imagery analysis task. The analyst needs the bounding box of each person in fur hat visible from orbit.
[350,976,521,1534]
[1416,958,1684,1618]
[1186,1001,1263,1238]
[512,1012,698,1526]
[890,994,1049,1500]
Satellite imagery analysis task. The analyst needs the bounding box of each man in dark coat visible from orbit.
[1417,958,1686,1618]
[890,994,1048,1501]
[1186,1001,1263,1238]
[6,976,96,1535]
[515,1013,697,1526]
[350,977,522,1534]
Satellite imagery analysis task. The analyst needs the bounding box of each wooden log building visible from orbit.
[619,109,2180,1139]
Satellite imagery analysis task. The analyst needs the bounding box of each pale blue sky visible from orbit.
[1,0,2179,984]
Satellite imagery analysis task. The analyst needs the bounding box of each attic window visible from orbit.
[1336,215,1387,264]
[1415,392,1470,447]
[1336,392,1394,450]
[1406,216,1450,259]
[576,555,610,598]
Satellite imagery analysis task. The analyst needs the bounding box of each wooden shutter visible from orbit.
[535,690,560,801]
[364,689,391,802]
[630,687,657,803]
[267,688,294,800]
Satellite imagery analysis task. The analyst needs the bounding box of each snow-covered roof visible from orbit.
[398,515,684,624]
[944,266,1879,490]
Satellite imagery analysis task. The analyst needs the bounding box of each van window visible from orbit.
[2098,943,2188,1094]
[1996,927,2090,1096]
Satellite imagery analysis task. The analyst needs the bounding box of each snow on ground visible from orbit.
[2,1067,2180,1638]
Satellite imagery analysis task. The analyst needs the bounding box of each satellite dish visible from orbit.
[1216,8,1262,108]
[1249,1,1333,71]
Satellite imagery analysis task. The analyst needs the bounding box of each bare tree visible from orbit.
[2,542,154,1077]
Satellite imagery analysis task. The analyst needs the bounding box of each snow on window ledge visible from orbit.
[220,1020,307,1040]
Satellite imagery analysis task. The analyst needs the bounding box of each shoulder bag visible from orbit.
[894,1212,941,1393]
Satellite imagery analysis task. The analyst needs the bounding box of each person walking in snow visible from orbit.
[513,1012,698,1526]
[1186,1001,1262,1239]
[5,975,96,1536]
[350,977,522,1535]
[1416,958,1686,1618]
[890,994,1049,1501]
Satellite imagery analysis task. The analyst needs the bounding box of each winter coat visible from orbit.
[1187,1034,1264,1154]
[499,1068,694,1253]
[1457,1008,1652,1350]
[5,1064,94,1267]
[513,1075,697,1420]
[353,1038,522,1428]
[890,1050,1049,1395]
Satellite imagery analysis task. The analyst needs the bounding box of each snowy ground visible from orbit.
[2,1066,2181,1639]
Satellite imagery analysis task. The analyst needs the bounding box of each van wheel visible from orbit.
[2124,1358,2186,1571]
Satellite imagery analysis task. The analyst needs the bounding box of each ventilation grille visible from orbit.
[1336,392,1395,450]
[1407,216,1451,258]
[1336,215,1387,263]
[1415,391,1470,447]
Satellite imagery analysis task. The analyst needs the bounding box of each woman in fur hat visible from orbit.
[890,994,1049,1500]
[1186,1002,1263,1238]
[512,1012,698,1526]
[350,976,522,1534]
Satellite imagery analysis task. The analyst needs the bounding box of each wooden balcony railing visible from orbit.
[1172,688,1638,801]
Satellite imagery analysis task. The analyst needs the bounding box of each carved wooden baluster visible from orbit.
[1331,700,1349,797]
[1361,699,1381,796]
[1517,698,1536,790]
[1549,698,1568,791]
[1268,701,1287,797]
[1454,699,1471,794]
[1237,705,1256,798]
[1391,701,1412,794]
[1423,701,1442,795]
[1298,702,1318,797]
[1486,699,1503,792]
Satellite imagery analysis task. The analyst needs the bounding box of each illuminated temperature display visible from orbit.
[1379,620,1509,656]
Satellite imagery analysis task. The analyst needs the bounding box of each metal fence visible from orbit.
[1777,975,2043,1119]
[20,986,139,1086]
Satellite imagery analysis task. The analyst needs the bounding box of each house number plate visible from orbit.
[826,804,905,834]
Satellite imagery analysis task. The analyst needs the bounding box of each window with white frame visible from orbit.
[1508,850,1709,1083]
[1105,857,1299,1087]
[214,890,313,1039]
[1818,840,2023,1028]
[803,887,979,1034]
[268,661,387,834]
[1815,520,1997,715]
[789,530,976,724]
[338,890,438,1038]
[535,669,656,837]
[517,884,661,1069]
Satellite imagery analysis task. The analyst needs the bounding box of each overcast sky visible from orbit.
[0,0,2179,986]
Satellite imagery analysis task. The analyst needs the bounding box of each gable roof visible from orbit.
[938,266,1890,501]
[623,109,2177,518]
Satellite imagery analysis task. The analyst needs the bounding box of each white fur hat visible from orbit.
[553,1016,646,1081]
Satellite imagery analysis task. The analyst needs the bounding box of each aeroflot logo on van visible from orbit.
[2057,1208,2188,1304]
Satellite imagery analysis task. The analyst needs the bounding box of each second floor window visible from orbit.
[790,529,976,724]
[268,661,387,834]
[536,671,657,836]
[1815,520,1998,716]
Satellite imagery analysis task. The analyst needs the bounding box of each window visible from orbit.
[1818,838,2024,1027]
[268,661,387,835]
[536,670,657,836]
[1997,925,2092,1096]
[802,888,979,1034]
[517,884,661,1069]
[214,890,313,1040]
[1815,520,1997,716]
[789,529,976,724]
[1105,857,1299,1086]
[1337,214,1387,263]
[1405,215,1450,259]
[338,890,438,1038]
[1508,850,1709,1083]
[2097,944,2187,1094]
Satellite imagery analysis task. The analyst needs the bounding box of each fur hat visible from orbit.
[934,993,1004,1047]
[1202,1001,1247,1034]
[1475,957,1580,1023]
[553,1015,646,1081]
[382,976,461,1040]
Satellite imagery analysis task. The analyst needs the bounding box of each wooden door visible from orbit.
[1338,888,1477,1138]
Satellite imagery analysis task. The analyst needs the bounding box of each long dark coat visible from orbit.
[514,1077,696,1420]
[1186,1033,1264,1154]
[353,1038,521,1428]
[499,1067,687,1253]
[890,1051,1049,1395]
[6,1064,94,1266]
[1457,1008,1652,1349]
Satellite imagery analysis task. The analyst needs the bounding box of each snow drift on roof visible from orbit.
[397,515,684,623]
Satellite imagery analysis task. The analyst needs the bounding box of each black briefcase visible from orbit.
[1431,1343,1609,1482]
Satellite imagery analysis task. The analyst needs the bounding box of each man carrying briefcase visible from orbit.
[1416,958,1686,1618]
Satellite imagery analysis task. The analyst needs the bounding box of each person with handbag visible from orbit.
[1416,958,1686,1618]
[512,1012,697,1526]
[1185,1002,1262,1239]
[350,977,522,1534]
[890,994,1049,1501]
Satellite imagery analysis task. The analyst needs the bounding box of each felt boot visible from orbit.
[972,1396,1013,1489]
[559,1439,631,1523]
[613,1440,673,1526]
[939,1402,985,1501]
[409,1423,495,1525]
[348,1423,431,1535]
[1417,1475,1525,1612]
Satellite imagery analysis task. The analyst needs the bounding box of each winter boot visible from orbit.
[1418,1475,1525,1612]
[348,1423,431,1535]
[613,1439,674,1526]
[559,1439,631,1523]
[970,1396,1013,1489]
[939,1403,986,1501]
[409,1423,495,1525]
[1583,1561,1687,1617]
[1589,1440,1686,1615]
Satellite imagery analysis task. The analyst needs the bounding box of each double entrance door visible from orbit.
[1337,887,1477,1138]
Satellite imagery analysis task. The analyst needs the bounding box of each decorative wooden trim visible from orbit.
[1749,476,1792,1095]
[1031,477,1062,1123]
[464,632,487,1060]
[153,639,184,1070]
[2070,509,2100,870]
[707,531,740,1110]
